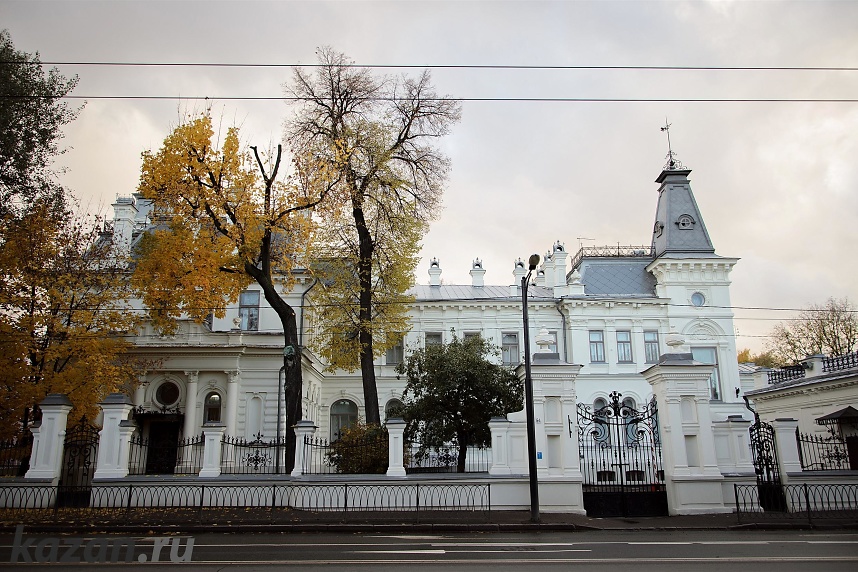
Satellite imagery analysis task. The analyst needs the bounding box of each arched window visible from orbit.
[330,399,358,441]
[385,399,404,420]
[204,392,221,423]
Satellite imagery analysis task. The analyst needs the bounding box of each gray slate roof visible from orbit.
[578,259,657,297]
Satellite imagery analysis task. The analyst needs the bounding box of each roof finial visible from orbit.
[660,118,684,171]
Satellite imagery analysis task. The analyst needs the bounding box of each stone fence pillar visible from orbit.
[385,418,407,477]
[291,420,317,477]
[94,393,135,480]
[488,417,512,476]
[25,394,73,481]
[771,418,802,481]
[199,423,226,478]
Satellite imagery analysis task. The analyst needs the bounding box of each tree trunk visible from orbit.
[457,432,468,473]
[245,261,302,471]
[353,200,381,426]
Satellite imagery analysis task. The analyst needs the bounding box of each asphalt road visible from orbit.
[2,529,857,571]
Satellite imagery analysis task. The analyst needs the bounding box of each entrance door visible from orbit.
[145,421,181,474]
[577,392,667,517]
[57,417,100,508]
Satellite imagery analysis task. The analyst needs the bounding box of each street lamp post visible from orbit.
[521,253,541,523]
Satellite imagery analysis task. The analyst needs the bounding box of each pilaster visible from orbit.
[25,394,73,481]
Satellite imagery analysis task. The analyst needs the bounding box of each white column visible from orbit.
[199,423,226,478]
[183,371,198,438]
[94,393,135,480]
[25,394,73,481]
[771,418,802,481]
[385,418,407,477]
[291,420,317,477]
[224,370,240,437]
[488,417,511,476]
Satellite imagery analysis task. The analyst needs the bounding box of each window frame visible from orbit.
[691,346,722,401]
[385,334,405,365]
[644,330,660,364]
[239,290,260,331]
[501,332,520,365]
[616,330,633,363]
[424,332,443,346]
[589,330,606,363]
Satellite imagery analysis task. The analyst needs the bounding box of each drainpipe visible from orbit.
[299,277,319,349]
[555,300,568,362]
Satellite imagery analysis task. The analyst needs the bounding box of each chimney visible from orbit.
[470,258,485,287]
[428,257,442,287]
[111,195,138,255]
[511,258,526,295]
[552,240,568,296]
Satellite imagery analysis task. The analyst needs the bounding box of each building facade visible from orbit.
[113,163,751,446]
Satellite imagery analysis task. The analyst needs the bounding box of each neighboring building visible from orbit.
[745,352,858,437]
[109,161,751,446]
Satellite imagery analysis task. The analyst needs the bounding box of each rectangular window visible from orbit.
[616,331,633,363]
[385,335,404,365]
[425,332,442,346]
[502,332,519,365]
[644,330,660,363]
[691,347,722,401]
[589,330,605,363]
[239,290,260,331]
[463,331,481,341]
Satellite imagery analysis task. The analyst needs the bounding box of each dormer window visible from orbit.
[654,221,664,237]
[676,214,695,229]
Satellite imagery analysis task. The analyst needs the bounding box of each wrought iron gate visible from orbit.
[576,392,667,517]
[744,398,787,511]
[57,416,100,508]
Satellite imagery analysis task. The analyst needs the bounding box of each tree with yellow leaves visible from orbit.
[134,112,336,466]
[286,48,461,424]
[0,198,138,437]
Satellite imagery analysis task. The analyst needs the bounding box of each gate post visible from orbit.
[488,417,511,475]
[291,420,317,477]
[25,394,74,481]
[642,349,730,515]
[94,393,135,480]
[770,418,801,482]
[199,423,226,478]
[386,418,407,477]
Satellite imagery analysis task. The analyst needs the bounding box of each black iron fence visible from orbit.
[0,434,32,478]
[128,434,204,476]
[406,444,491,474]
[221,434,288,475]
[303,434,388,475]
[734,483,858,524]
[0,482,490,525]
[822,351,858,373]
[796,429,853,471]
[767,365,806,384]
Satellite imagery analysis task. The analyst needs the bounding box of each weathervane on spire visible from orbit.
[660,118,684,171]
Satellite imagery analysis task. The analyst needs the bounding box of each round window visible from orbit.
[155,381,180,407]
[691,292,706,307]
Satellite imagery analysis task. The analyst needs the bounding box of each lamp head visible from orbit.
[527,254,540,271]
[283,345,297,367]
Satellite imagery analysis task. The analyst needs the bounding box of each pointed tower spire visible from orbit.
[651,123,715,257]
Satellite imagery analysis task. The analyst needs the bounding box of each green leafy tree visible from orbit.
[133,112,336,467]
[326,422,388,474]
[767,297,858,365]
[286,47,461,425]
[0,29,80,217]
[396,334,523,472]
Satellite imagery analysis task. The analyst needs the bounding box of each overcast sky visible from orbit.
[3,0,857,353]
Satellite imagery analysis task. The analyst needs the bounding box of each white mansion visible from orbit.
[112,164,751,447]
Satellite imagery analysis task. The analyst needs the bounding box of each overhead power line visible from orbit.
[3,61,857,71]
[2,95,856,103]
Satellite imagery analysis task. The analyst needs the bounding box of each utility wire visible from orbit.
[2,95,857,103]
[7,62,858,71]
